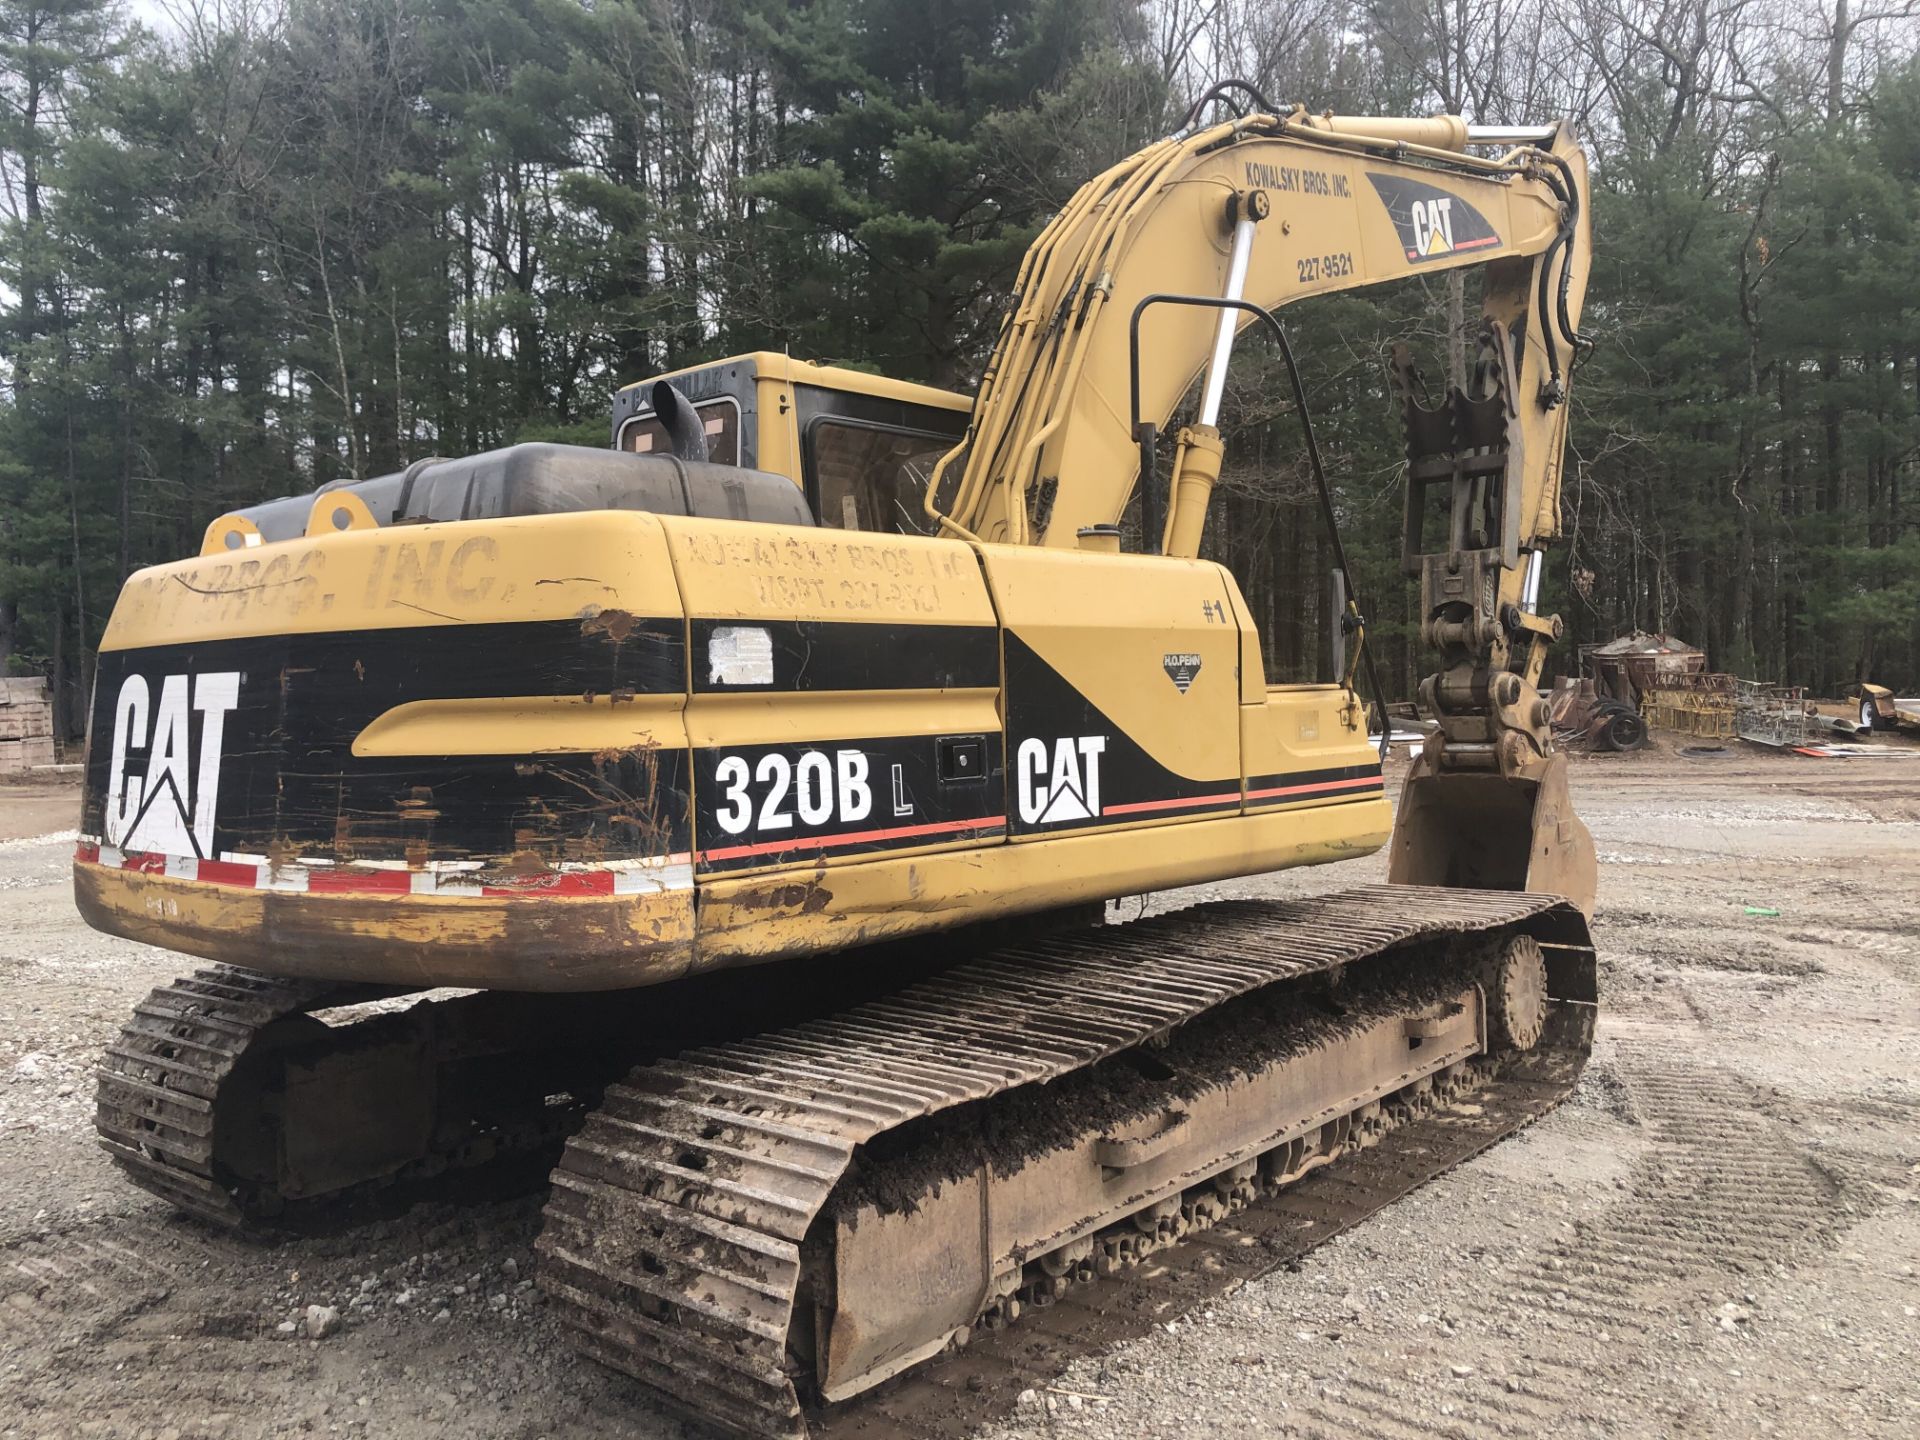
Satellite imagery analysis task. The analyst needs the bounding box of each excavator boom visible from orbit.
[930,101,1595,906]
[934,109,1586,559]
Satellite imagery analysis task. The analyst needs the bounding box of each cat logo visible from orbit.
[1409,196,1456,256]
[1366,173,1500,264]
[104,671,242,858]
[1016,735,1107,825]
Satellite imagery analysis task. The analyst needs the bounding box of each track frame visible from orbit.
[536,884,1595,1439]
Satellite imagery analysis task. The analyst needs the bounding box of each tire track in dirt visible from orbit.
[0,1216,284,1436]
[1292,1053,1878,1440]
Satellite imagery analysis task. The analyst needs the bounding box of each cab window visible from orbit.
[809,421,954,536]
[620,398,741,464]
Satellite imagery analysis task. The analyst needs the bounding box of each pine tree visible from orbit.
[746,0,1122,384]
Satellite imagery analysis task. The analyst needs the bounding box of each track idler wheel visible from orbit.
[1487,933,1549,1052]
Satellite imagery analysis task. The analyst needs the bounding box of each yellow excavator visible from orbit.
[77,90,1597,1437]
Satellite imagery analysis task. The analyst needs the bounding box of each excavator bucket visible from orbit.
[1386,749,1596,918]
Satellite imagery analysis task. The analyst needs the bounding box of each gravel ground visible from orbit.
[2,747,1917,1440]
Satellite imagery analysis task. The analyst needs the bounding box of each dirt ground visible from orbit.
[3,746,1917,1440]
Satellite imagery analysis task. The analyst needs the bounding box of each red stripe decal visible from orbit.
[1246,775,1384,802]
[305,867,414,895]
[1406,235,1500,261]
[73,849,678,900]
[196,858,261,888]
[1100,790,1241,818]
[1101,775,1383,819]
[700,814,1006,864]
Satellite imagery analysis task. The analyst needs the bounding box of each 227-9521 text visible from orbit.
[1297,252,1354,284]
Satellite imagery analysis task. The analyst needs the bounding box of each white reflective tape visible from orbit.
[98,843,691,899]
[407,869,482,896]
[591,854,694,873]
[613,862,693,895]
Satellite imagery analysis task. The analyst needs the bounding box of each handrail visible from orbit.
[1127,292,1391,759]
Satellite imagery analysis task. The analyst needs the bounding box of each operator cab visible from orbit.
[612,352,972,537]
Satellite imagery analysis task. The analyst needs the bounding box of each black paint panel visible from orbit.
[1365,172,1501,264]
[692,733,1005,873]
[82,619,691,865]
[1002,631,1242,834]
[1002,635,1384,835]
[78,600,1382,881]
[690,619,999,694]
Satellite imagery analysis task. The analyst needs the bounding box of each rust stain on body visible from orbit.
[581,608,638,643]
[726,880,835,915]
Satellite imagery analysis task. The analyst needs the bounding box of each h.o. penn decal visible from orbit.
[1163,652,1203,694]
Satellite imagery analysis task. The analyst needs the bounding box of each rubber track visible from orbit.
[95,967,343,1228]
[536,884,1592,1439]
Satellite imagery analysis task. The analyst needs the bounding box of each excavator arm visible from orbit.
[931,100,1596,911]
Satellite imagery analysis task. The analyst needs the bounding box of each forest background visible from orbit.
[2,0,1917,737]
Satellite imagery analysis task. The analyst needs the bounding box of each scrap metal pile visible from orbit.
[1549,678,1648,752]
[1643,673,1736,741]
[1733,679,1811,748]
[1557,629,1914,760]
